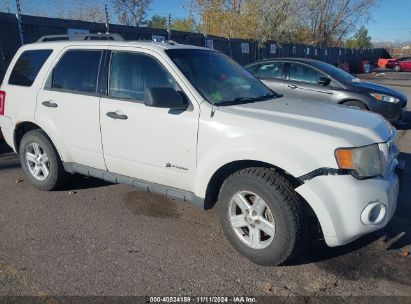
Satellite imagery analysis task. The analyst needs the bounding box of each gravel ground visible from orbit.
[0,72,410,298]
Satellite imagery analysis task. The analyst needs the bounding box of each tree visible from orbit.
[251,0,303,44]
[353,26,373,48]
[172,17,196,32]
[63,2,106,23]
[111,0,152,26]
[189,0,257,39]
[147,15,167,29]
[301,0,376,46]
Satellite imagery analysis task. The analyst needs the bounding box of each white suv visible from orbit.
[0,36,404,265]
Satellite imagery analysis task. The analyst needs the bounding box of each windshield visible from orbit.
[166,49,275,106]
[311,61,358,82]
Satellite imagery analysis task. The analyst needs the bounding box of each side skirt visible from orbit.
[63,162,205,209]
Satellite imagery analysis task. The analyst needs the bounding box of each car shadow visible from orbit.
[0,140,20,170]
[0,140,111,189]
[290,151,411,266]
[59,175,113,191]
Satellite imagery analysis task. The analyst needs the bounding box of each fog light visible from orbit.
[361,202,387,225]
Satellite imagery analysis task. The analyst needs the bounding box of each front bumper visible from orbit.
[370,100,407,123]
[296,171,400,247]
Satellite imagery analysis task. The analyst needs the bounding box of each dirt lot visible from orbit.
[0,72,410,298]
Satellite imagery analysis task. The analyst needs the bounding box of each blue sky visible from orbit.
[3,0,411,42]
[367,0,411,42]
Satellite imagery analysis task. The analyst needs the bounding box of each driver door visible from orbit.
[99,49,199,191]
[285,62,332,103]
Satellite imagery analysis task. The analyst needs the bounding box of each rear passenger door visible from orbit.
[35,47,107,170]
[253,61,285,94]
[285,62,332,102]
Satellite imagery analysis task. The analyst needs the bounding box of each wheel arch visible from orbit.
[203,160,303,210]
[338,99,370,110]
[13,121,65,161]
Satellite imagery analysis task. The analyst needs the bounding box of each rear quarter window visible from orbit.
[8,50,52,87]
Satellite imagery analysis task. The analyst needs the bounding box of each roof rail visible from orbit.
[37,33,124,42]
[163,40,179,45]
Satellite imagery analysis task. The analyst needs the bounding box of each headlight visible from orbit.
[370,93,400,103]
[335,144,383,179]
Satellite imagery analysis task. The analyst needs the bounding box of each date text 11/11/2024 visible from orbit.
[148,296,257,303]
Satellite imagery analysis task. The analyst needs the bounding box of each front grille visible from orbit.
[381,134,399,178]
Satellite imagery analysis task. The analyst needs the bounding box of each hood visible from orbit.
[217,97,395,146]
[346,81,407,100]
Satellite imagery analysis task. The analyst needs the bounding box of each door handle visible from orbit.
[288,84,298,89]
[106,111,128,120]
[42,101,58,108]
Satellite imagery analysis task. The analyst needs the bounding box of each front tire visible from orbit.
[19,130,68,191]
[393,65,401,72]
[218,168,307,265]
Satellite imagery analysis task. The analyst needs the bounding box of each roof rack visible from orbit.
[37,33,124,42]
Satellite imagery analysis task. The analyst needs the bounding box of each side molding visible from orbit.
[63,162,205,209]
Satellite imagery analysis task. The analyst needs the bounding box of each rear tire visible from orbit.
[393,65,401,72]
[342,100,368,110]
[19,130,68,191]
[218,167,307,266]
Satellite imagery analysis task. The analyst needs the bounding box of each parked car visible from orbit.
[386,57,411,72]
[246,58,407,123]
[0,36,403,266]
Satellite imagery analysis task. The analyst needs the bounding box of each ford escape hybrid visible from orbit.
[0,35,404,265]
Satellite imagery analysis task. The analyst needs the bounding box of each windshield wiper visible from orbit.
[215,91,281,107]
[216,97,257,107]
[255,92,279,101]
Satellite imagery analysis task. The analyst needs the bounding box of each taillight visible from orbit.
[0,90,5,115]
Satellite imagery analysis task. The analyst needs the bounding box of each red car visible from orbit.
[386,57,411,72]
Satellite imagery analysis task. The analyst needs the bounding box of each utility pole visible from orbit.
[167,14,171,41]
[15,0,24,45]
[105,4,110,34]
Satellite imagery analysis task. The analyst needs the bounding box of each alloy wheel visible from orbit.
[228,191,276,249]
[25,142,50,181]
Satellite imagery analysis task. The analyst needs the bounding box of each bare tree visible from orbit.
[301,0,376,46]
[54,0,106,23]
[3,0,10,13]
[111,0,152,26]
[252,0,303,44]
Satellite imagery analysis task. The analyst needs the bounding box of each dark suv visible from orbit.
[246,58,408,122]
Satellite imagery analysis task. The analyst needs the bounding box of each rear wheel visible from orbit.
[19,130,68,191]
[218,167,307,265]
[393,65,401,72]
[342,100,368,110]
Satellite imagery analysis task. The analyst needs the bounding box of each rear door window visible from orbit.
[254,62,285,79]
[51,50,102,94]
[9,50,52,87]
[289,63,323,84]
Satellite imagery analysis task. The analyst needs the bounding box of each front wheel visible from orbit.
[19,130,68,191]
[218,168,307,265]
[393,65,401,72]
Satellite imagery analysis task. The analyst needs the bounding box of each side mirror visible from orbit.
[144,87,188,110]
[318,76,331,86]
